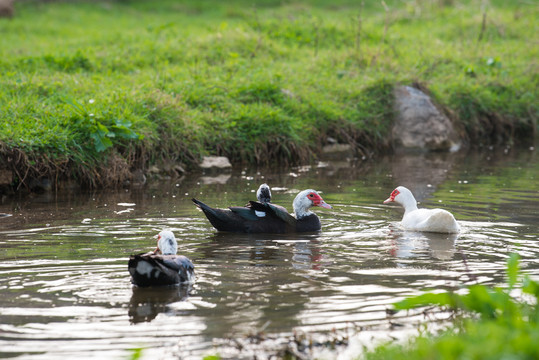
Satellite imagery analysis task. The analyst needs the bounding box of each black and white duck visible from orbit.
[192,188,332,233]
[128,230,195,287]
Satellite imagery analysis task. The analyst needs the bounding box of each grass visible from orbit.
[0,0,537,188]
[364,254,539,360]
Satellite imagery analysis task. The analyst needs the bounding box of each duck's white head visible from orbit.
[155,230,177,255]
[293,189,332,219]
[383,186,418,211]
[257,183,271,203]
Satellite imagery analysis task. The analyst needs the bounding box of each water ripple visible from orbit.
[0,150,538,358]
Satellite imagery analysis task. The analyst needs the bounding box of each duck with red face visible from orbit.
[192,189,332,233]
[384,186,460,234]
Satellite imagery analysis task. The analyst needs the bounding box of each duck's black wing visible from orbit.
[161,255,195,283]
[193,198,295,233]
[229,206,261,221]
[248,201,296,227]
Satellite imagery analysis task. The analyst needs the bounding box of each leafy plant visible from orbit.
[64,98,143,153]
[127,347,143,360]
[395,254,535,322]
[365,254,539,360]
[202,356,221,360]
[0,0,536,187]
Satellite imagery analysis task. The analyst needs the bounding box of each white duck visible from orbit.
[383,186,460,233]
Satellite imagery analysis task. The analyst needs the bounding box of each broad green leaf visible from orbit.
[114,119,132,128]
[128,347,143,360]
[111,125,139,139]
[90,132,112,152]
[94,121,109,137]
[394,292,455,310]
[112,119,141,139]
[523,275,539,297]
[507,253,520,289]
[462,285,498,318]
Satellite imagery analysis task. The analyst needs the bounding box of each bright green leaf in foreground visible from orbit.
[366,254,539,360]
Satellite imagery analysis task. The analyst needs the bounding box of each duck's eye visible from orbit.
[309,193,314,198]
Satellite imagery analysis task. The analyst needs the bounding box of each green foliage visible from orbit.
[42,51,93,72]
[0,0,536,186]
[127,347,143,360]
[365,254,539,360]
[64,98,143,153]
[202,356,221,360]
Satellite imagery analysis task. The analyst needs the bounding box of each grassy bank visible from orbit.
[1,0,537,189]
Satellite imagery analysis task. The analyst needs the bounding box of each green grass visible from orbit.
[364,254,539,360]
[0,0,537,187]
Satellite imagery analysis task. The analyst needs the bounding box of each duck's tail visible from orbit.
[192,198,219,217]
[424,210,460,233]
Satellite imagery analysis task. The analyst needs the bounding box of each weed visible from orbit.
[365,254,539,360]
[0,0,536,188]
[63,97,143,153]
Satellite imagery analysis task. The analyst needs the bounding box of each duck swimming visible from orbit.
[384,186,460,233]
[192,188,332,233]
[128,230,195,287]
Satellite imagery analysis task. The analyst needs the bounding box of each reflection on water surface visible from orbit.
[0,148,538,359]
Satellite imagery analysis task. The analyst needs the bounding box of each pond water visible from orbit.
[1,147,538,359]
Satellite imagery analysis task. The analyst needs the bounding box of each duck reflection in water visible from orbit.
[291,238,324,270]
[128,284,192,323]
[387,227,458,260]
[204,232,324,271]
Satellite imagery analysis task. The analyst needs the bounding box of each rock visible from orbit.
[173,164,186,175]
[326,137,338,144]
[199,156,232,169]
[148,165,160,174]
[321,143,354,160]
[199,174,231,185]
[0,0,14,18]
[160,160,186,176]
[393,86,461,152]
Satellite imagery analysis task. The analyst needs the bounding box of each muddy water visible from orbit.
[0,148,538,359]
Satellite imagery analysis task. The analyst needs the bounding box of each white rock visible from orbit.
[0,0,14,18]
[199,156,232,169]
[393,86,461,152]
